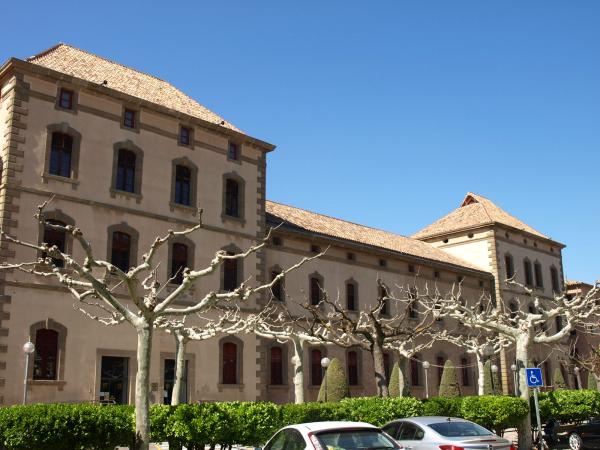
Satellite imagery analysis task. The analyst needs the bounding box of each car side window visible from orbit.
[285,429,307,450]
[414,425,425,440]
[398,423,418,440]
[264,430,287,450]
[382,423,400,439]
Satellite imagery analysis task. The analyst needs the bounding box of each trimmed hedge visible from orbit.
[0,394,532,449]
[0,403,135,450]
[536,389,600,423]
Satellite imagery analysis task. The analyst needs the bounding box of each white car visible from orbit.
[381,417,516,450]
[262,421,403,450]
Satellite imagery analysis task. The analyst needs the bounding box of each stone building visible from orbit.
[0,44,580,405]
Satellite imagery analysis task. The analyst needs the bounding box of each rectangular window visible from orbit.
[347,351,359,386]
[100,356,129,404]
[379,286,389,315]
[33,329,58,380]
[179,126,191,145]
[270,347,284,385]
[49,133,73,178]
[58,88,74,110]
[271,271,283,301]
[116,149,136,193]
[524,260,533,286]
[310,349,323,385]
[347,252,356,261]
[225,179,240,217]
[311,244,321,253]
[228,142,239,160]
[174,165,192,206]
[534,263,544,288]
[111,232,131,272]
[379,259,387,268]
[223,256,238,291]
[171,243,188,284]
[163,359,188,404]
[123,109,137,129]
[346,283,356,311]
[43,220,66,268]
[408,264,415,273]
[461,358,471,386]
[310,277,322,305]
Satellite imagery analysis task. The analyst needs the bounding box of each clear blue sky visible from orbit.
[2,1,599,282]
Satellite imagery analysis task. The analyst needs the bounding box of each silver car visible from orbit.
[382,417,516,450]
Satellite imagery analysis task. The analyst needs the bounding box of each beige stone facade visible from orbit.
[0,44,584,406]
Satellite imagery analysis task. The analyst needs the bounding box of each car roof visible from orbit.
[288,421,378,432]
[390,417,473,426]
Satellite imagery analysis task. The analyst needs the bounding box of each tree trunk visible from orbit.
[135,322,153,450]
[476,353,485,396]
[372,341,389,397]
[171,333,187,406]
[291,337,305,404]
[515,336,533,450]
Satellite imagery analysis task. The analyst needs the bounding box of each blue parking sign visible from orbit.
[526,368,544,387]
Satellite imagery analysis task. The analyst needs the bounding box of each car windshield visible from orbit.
[316,429,398,450]
[429,421,493,437]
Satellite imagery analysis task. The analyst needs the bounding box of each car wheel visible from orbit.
[569,432,584,450]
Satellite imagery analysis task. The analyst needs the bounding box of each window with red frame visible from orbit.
[270,347,283,385]
[222,342,237,384]
[310,349,323,385]
[347,351,359,385]
[33,329,58,380]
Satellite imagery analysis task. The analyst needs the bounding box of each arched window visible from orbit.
[49,133,73,178]
[171,243,188,284]
[550,267,560,292]
[116,149,137,193]
[33,328,58,380]
[43,220,66,268]
[310,349,323,385]
[347,351,359,386]
[222,342,238,384]
[309,274,323,306]
[524,259,533,286]
[225,178,240,217]
[111,231,131,272]
[223,255,238,291]
[346,281,357,311]
[270,269,283,301]
[174,165,191,206]
[504,254,514,280]
[379,285,389,315]
[383,353,391,380]
[411,355,421,386]
[509,301,518,321]
[461,357,471,386]
[270,346,283,385]
[534,262,543,288]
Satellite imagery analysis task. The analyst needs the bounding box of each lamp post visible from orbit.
[321,357,331,402]
[423,361,430,398]
[574,367,582,390]
[491,364,499,395]
[510,363,519,396]
[22,340,35,405]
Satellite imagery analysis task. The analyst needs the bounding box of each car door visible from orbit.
[396,421,427,450]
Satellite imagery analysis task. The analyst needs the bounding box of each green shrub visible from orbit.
[438,360,461,397]
[423,396,463,417]
[340,397,424,426]
[553,368,567,390]
[537,389,600,422]
[0,403,134,450]
[461,396,529,434]
[281,402,345,424]
[588,375,598,391]
[317,358,348,402]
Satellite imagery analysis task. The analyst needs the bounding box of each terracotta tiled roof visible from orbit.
[412,192,551,240]
[266,200,489,273]
[27,44,241,132]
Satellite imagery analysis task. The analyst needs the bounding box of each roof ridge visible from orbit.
[470,193,494,224]
[28,43,174,86]
[266,200,410,239]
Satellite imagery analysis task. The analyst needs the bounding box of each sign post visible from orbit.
[526,368,544,449]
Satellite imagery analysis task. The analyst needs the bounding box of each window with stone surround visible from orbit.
[534,261,544,288]
[523,259,533,286]
[270,346,284,385]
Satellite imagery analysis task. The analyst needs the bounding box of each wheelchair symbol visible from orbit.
[529,373,539,384]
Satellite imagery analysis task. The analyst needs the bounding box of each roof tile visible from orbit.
[27,44,241,132]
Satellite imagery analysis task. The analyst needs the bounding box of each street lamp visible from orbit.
[422,361,430,398]
[491,364,499,395]
[321,357,331,402]
[510,363,519,396]
[574,367,582,390]
[22,340,35,405]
